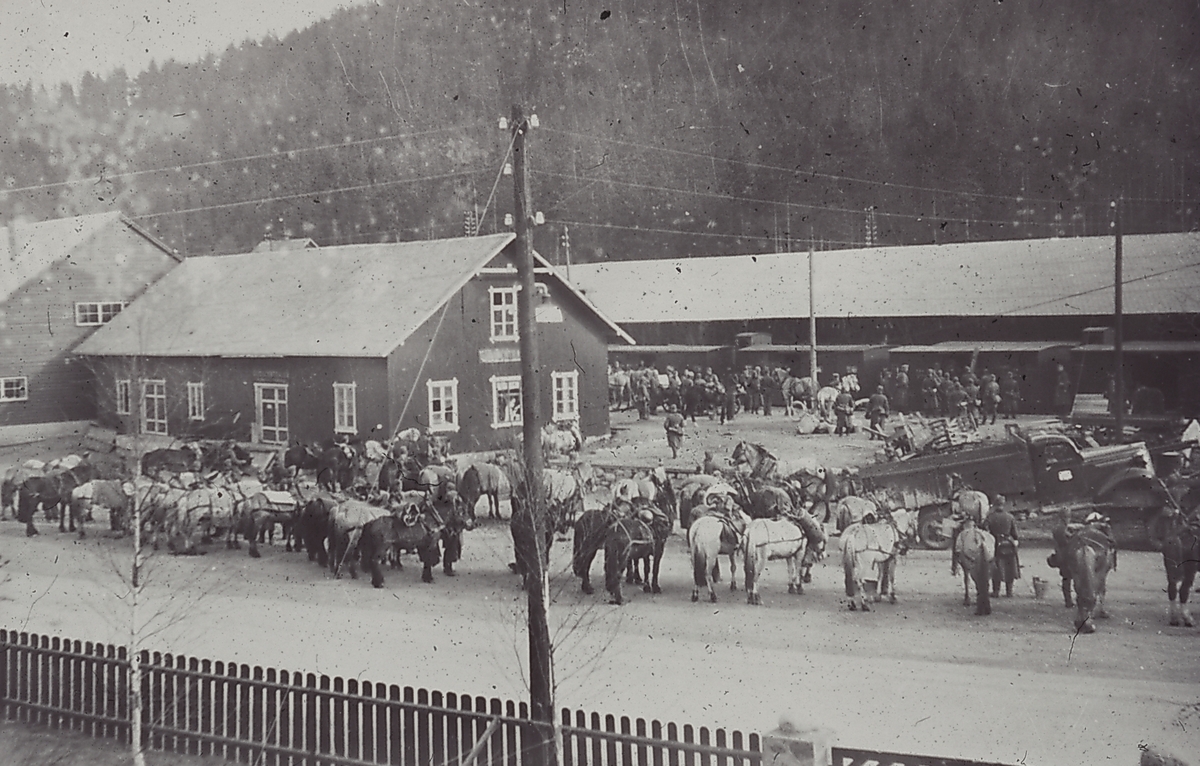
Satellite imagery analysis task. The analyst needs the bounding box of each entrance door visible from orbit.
[255,384,289,445]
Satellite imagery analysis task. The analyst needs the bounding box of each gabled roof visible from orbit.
[0,212,178,303]
[890,341,1074,354]
[570,233,1200,323]
[76,233,632,358]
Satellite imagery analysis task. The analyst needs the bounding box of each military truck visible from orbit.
[857,425,1166,549]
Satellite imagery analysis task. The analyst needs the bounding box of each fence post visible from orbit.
[761,718,834,766]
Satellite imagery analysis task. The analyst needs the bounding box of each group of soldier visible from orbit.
[877,364,1028,428]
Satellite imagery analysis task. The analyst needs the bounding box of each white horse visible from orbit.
[687,510,750,603]
[744,513,827,604]
[842,509,914,611]
[954,522,995,616]
[815,386,840,423]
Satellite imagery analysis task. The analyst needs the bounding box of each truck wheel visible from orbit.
[917,507,952,550]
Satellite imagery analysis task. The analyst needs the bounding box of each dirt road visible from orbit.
[1,413,1197,765]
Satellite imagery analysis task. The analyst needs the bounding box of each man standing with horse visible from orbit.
[664,406,686,460]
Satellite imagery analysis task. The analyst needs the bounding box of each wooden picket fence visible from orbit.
[1,629,1011,766]
[0,630,761,766]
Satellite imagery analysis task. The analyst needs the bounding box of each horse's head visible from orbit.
[450,489,475,531]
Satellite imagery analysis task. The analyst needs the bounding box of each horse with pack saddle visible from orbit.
[744,502,827,605]
[1047,512,1118,634]
[15,456,99,537]
[572,496,672,604]
[686,484,753,603]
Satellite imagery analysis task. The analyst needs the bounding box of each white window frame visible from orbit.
[186,382,205,421]
[488,285,519,342]
[115,379,131,415]
[0,376,28,402]
[75,301,125,326]
[140,379,168,435]
[333,382,357,435]
[551,370,580,422]
[427,378,460,433]
[255,383,289,445]
[490,374,523,429]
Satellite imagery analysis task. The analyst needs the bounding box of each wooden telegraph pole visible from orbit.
[510,104,557,766]
[1113,198,1125,437]
[808,236,818,385]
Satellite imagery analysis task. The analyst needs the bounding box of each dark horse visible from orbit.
[283,441,321,478]
[1151,506,1200,627]
[573,500,669,604]
[354,495,444,587]
[296,494,338,566]
[17,464,98,536]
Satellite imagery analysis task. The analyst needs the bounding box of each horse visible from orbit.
[1064,523,1118,634]
[773,370,817,417]
[605,509,662,605]
[283,441,321,478]
[731,474,795,520]
[744,512,827,604]
[730,441,825,485]
[16,469,88,537]
[69,479,134,538]
[544,469,585,534]
[229,489,299,558]
[457,462,508,520]
[417,464,457,499]
[842,509,915,611]
[686,510,751,603]
[327,497,393,577]
[572,507,615,595]
[677,474,721,529]
[542,421,583,456]
[352,492,444,587]
[953,522,995,616]
[612,467,676,524]
[1150,507,1200,627]
[317,443,361,493]
[141,447,200,479]
[296,494,338,566]
[608,369,632,410]
[814,386,840,423]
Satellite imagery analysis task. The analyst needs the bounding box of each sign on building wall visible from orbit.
[479,347,521,364]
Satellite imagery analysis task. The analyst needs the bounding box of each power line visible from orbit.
[543,217,862,247]
[131,167,490,220]
[0,124,483,196]
[998,257,1200,317]
[539,126,1186,207]
[532,168,1050,230]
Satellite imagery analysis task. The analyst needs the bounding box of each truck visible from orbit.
[857,425,1167,549]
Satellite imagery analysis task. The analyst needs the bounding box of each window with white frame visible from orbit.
[141,379,167,435]
[115,379,131,415]
[75,302,125,326]
[490,375,522,428]
[187,382,205,421]
[427,378,459,433]
[333,382,357,434]
[255,383,289,445]
[0,377,28,402]
[551,371,579,421]
[489,286,518,341]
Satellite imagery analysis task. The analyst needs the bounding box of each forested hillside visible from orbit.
[1,0,1195,261]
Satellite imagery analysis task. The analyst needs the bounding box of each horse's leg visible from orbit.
[1167,562,1181,625]
[975,560,992,616]
[962,568,972,606]
[651,542,664,595]
[728,552,739,591]
[787,554,802,596]
[1094,566,1110,619]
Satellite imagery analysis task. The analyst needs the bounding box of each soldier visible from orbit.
[664,406,686,460]
[979,373,1000,425]
[867,385,890,439]
[894,364,910,413]
[985,494,1020,597]
[834,388,855,436]
[1053,364,1072,416]
[1000,370,1021,419]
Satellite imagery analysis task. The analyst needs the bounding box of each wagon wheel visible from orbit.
[917,506,952,550]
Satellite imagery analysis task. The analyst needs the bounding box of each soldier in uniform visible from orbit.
[985,494,1020,597]
[833,388,855,435]
[664,406,686,460]
[867,385,890,439]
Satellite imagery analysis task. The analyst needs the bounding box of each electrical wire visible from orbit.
[542,217,862,247]
[0,124,484,197]
[476,129,519,233]
[131,167,491,220]
[539,126,1188,207]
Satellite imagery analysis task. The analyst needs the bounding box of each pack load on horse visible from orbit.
[69,479,135,538]
[744,508,827,605]
[16,458,99,537]
[772,369,817,417]
[457,460,510,520]
[572,497,670,604]
[610,467,676,526]
[334,491,444,587]
[842,509,915,611]
[953,518,995,616]
[1049,512,1118,633]
[686,484,752,603]
[677,473,722,529]
[229,487,300,558]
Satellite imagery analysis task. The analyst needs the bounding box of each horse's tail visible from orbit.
[692,531,709,588]
[743,525,760,593]
[1071,544,1098,613]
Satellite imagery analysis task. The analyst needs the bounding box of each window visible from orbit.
[187,382,205,421]
[0,377,28,402]
[427,378,459,433]
[75,302,125,326]
[551,371,579,421]
[489,286,518,341]
[333,382,357,434]
[141,379,167,435]
[115,379,131,415]
[490,375,522,428]
[255,384,289,445]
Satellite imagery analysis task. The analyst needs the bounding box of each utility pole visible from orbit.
[808,233,818,384]
[510,104,557,766]
[1112,198,1125,437]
